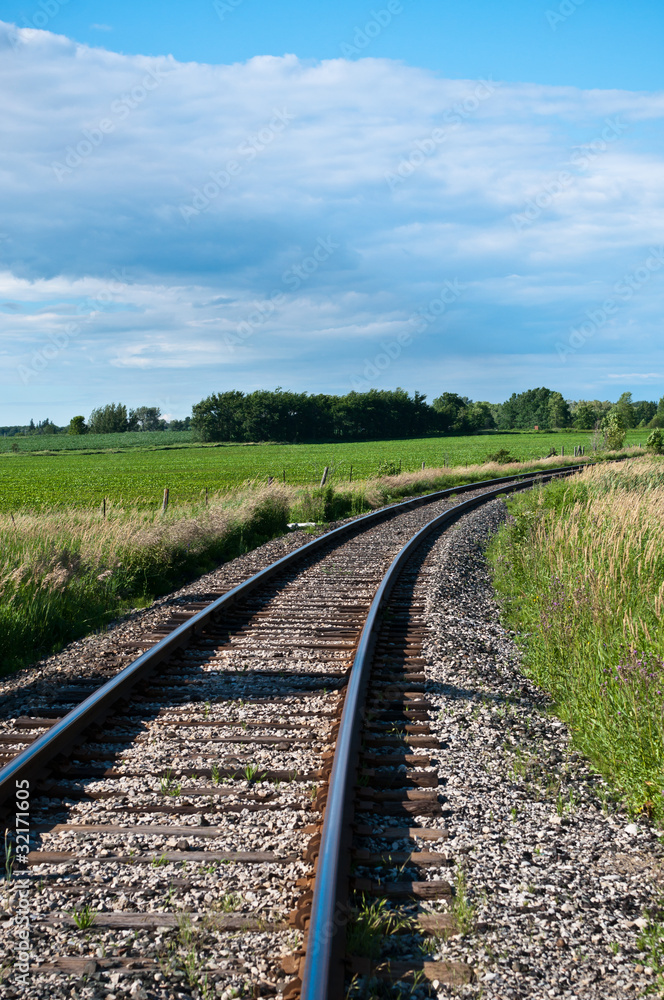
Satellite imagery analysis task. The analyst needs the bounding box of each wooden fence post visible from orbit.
[162,488,169,513]
[421,461,425,470]
[102,498,106,519]
[205,488,208,505]
[319,466,329,488]
[349,465,352,482]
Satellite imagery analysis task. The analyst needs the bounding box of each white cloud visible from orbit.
[0,20,663,418]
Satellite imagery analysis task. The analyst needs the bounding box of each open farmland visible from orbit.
[0,429,649,512]
[0,429,194,453]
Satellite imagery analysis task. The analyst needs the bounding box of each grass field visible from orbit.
[0,430,649,512]
[0,430,194,453]
[489,456,664,823]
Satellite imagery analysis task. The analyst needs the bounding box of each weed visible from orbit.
[160,770,182,797]
[452,868,476,936]
[218,891,242,913]
[69,904,97,930]
[243,764,266,783]
[637,907,664,985]
[152,852,170,867]
[346,897,414,959]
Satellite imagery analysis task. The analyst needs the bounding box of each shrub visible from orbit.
[602,411,626,450]
[647,428,663,454]
[486,448,518,463]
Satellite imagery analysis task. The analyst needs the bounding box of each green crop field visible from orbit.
[0,430,194,453]
[0,430,649,513]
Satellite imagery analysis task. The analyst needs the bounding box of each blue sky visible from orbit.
[1,1,664,424]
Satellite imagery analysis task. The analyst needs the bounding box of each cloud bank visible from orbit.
[1,20,664,419]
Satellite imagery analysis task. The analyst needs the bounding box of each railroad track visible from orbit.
[0,466,583,1000]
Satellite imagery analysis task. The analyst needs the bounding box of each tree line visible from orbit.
[3,388,663,442]
[190,387,664,441]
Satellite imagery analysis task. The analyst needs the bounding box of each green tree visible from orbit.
[466,401,496,431]
[648,395,664,428]
[602,411,626,450]
[613,392,635,429]
[36,418,57,435]
[498,388,556,430]
[129,406,162,431]
[88,403,129,434]
[432,392,469,433]
[68,415,87,435]
[633,400,657,426]
[547,392,571,429]
[572,401,597,430]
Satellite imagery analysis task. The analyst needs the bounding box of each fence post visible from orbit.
[205,487,208,505]
[319,466,329,488]
[561,446,564,457]
[421,461,425,470]
[162,488,169,513]
[102,498,106,519]
[283,469,286,483]
[349,465,352,482]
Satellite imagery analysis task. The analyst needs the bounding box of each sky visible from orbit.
[1,0,664,424]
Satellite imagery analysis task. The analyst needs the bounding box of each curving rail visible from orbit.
[0,465,583,807]
[299,464,584,1000]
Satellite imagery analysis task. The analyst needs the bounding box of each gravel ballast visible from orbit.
[1,488,661,999]
[422,499,663,999]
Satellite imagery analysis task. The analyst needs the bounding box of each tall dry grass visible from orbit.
[489,456,664,819]
[0,449,638,674]
[0,486,291,672]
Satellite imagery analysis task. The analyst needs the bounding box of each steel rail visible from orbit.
[299,464,584,1000]
[0,464,584,806]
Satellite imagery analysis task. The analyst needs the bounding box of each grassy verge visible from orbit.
[488,456,664,822]
[0,486,291,674]
[0,448,639,675]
